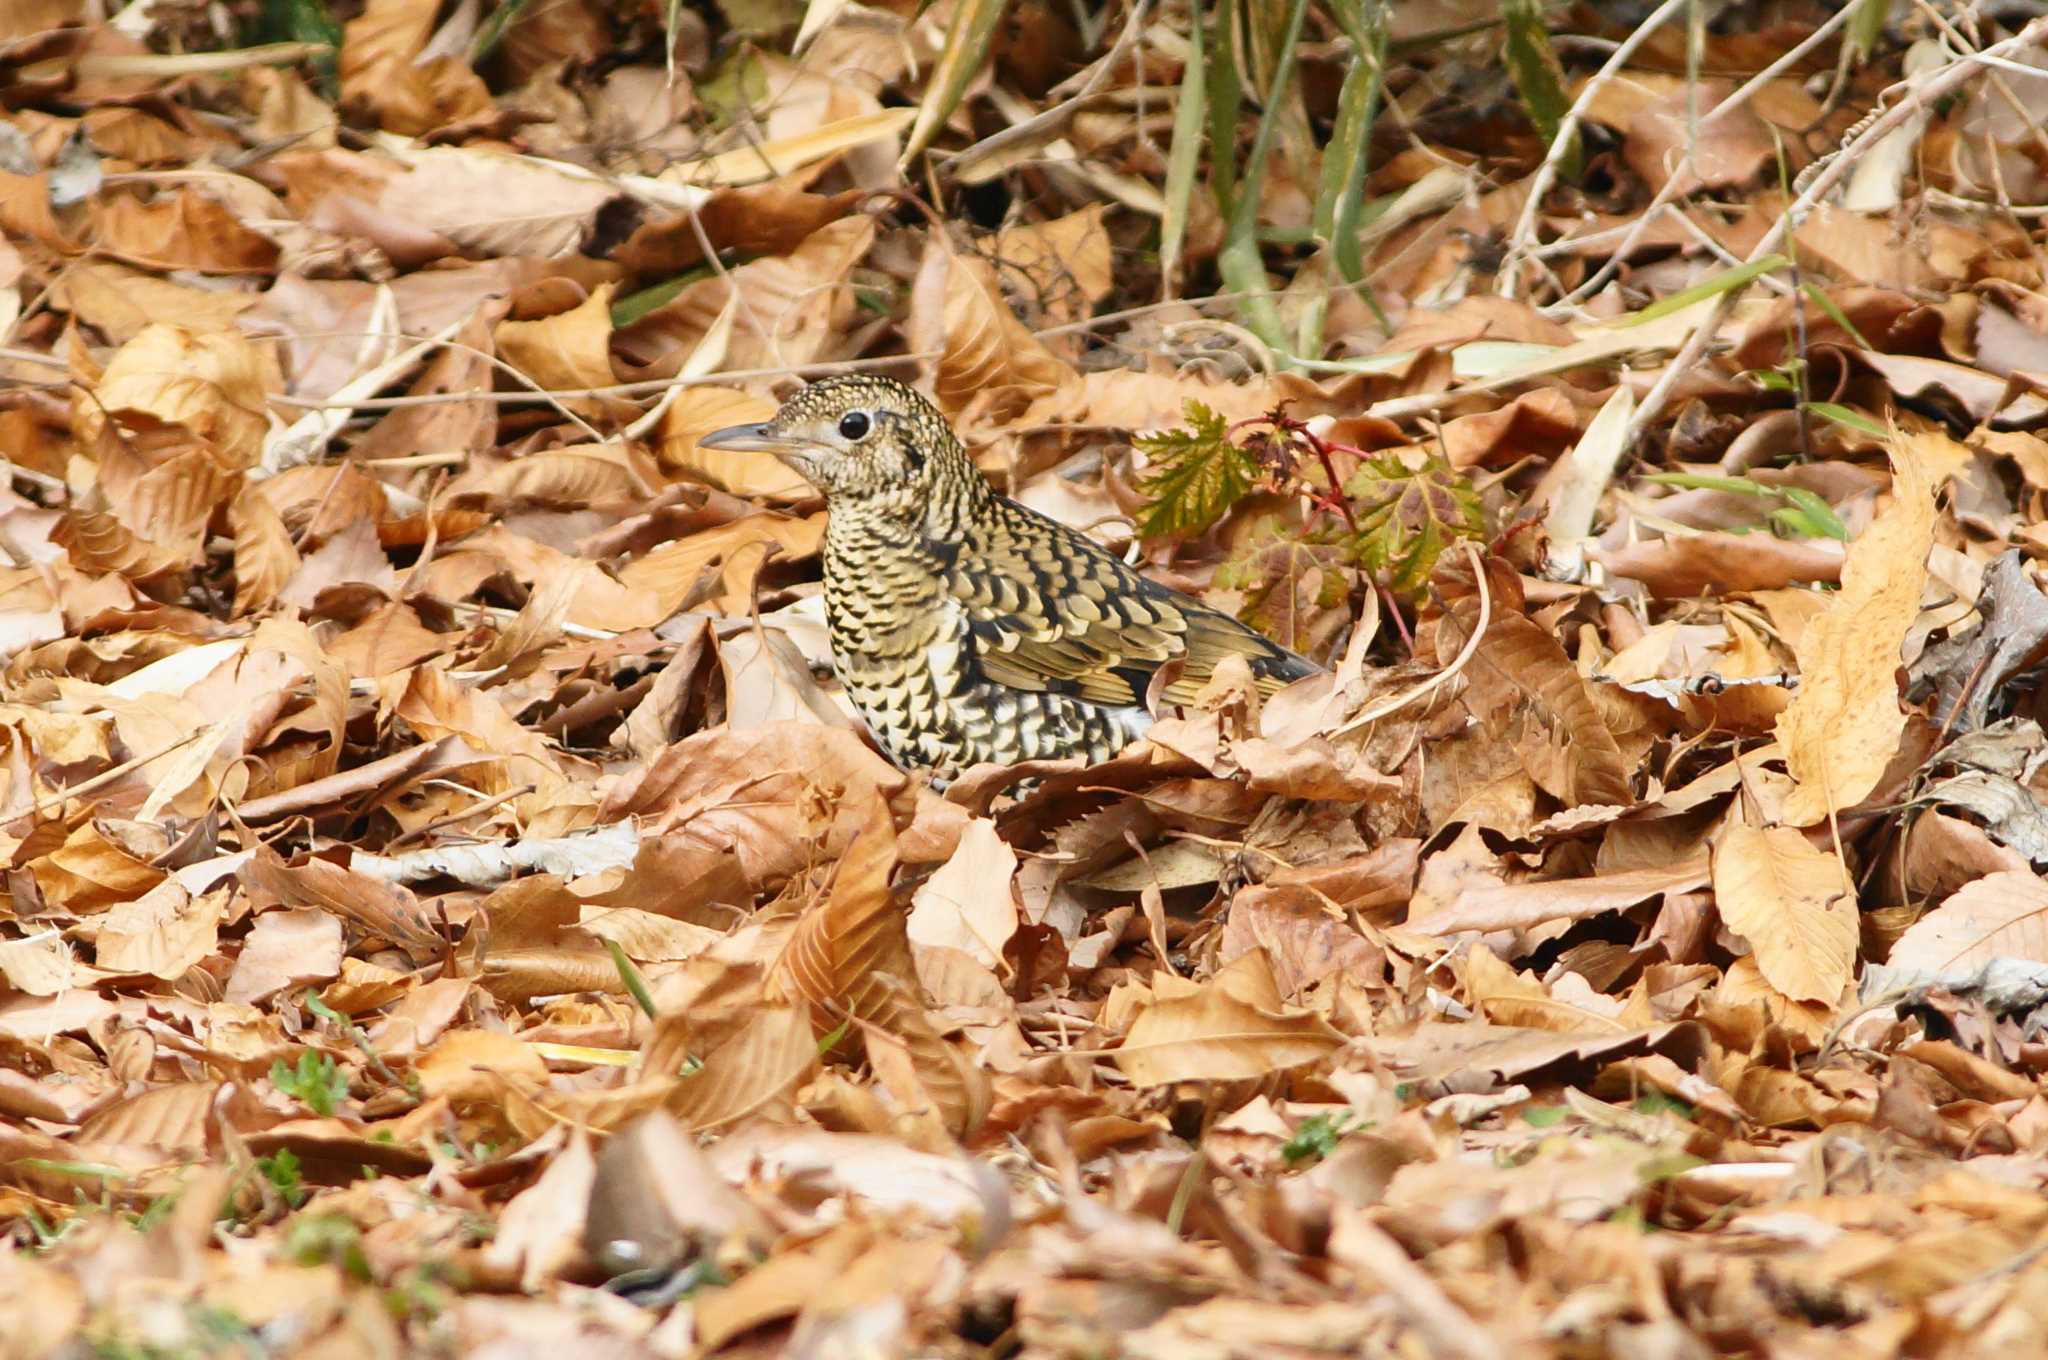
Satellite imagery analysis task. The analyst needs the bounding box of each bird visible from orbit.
[697,376,1321,783]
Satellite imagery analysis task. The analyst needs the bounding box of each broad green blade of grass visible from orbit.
[1315,1,1388,286]
[898,0,1011,167]
[1646,471,1777,497]
[1777,486,1850,540]
[612,267,718,328]
[1219,0,1311,352]
[1622,253,1789,326]
[1808,402,1886,437]
[1159,6,1208,299]
[1847,0,1887,61]
[1502,0,1578,182]
[1206,0,1243,209]
[1800,282,1876,350]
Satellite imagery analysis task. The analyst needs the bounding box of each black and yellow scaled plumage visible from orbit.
[700,376,1319,781]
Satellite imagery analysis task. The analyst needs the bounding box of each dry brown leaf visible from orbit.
[1441,559,1631,808]
[907,236,1075,423]
[614,216,876,379]
[1711,823,1858,1005]
[656,386,814,500]
[493,283,619,394]
[614,512,824,620]
[768,797,988,1138]
[337,0,492,135]
[1110,950,1344,1087]
[89,188,280,273]
[1778,431,1958,825]
[78,322,270,471]
[92,880,220,980]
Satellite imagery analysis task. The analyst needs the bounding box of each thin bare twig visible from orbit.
[1,346,936,412]
[1623,15,2048,450]
[1496,0,1690,300]
[1548,2,1858,311]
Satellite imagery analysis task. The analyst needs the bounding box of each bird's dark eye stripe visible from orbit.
[838,411,871,440]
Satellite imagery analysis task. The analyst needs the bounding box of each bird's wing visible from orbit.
[940,499,1317,707]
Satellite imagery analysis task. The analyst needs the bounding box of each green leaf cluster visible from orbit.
[271,1051,348,1117]
[1341,449,1485,597]
[1134,402,1258,539]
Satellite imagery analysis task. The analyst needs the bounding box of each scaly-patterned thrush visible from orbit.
[699,376,1319,781]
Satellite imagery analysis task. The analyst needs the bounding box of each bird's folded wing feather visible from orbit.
[941,502,1315,706]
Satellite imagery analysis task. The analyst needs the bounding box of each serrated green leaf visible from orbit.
[1343,450,1485,598]
[1135,402,1256,538]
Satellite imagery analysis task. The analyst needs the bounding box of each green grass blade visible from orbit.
[1502,0,1578,181]
[1159,7,1208,299]
[1799,281,1876,351]
[1206,0,1242,208]
[1315,1,1387,284]
[1807,402,1885,437]
[1847,0,1887,62]
[898,0,1011,166]
[472,0,538,62]
[1622,253,1790,326]
[1221,0,1311,351]
[604,939,660,1020]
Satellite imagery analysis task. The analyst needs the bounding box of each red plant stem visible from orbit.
[1298,428,1360,533]
[1379,583,1414,655]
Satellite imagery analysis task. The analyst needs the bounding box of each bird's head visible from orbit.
[698,375,968,514]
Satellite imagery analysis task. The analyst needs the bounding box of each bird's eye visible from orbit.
[837,411,871,440]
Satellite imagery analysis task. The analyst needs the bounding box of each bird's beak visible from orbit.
[696,422,791,453]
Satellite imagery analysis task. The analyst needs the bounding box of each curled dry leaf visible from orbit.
[1110,950,1344,1087]
[768,797,989,1139]
[77,322,270,470]
[1438,556,1631,808]
[908,236,1075,423]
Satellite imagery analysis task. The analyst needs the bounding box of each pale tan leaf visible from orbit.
[1712,823,1858,1005]
[493,283,618,393]
[655,108,915,188]
[229,481,299,617]
[93,880,221,979]
[1777,431,1961,825]
[1111,951,1344,1087]
[77,322,271,470]
[1463,943,1629,1035]
[1888,871,2048,976]
[907,817,1019,972]
[656,387,812,500]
